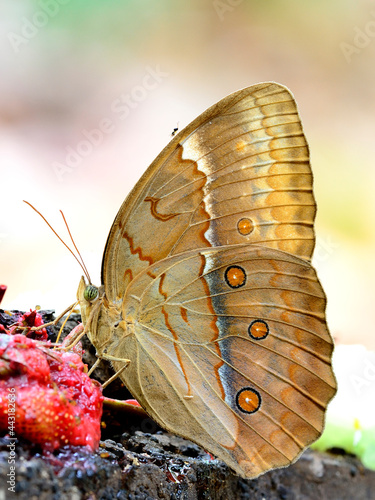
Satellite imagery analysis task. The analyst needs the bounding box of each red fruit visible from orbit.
[0,334,103,452]
[0,285,6,305]
[18,310,49,341]
[125,399,141,407]
[1,309,49,341]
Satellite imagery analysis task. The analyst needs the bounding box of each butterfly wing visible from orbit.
[87,82,336,479]
[102,245,336,478]
[101,82,316,301]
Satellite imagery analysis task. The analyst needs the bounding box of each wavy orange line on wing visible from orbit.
[122,231,154,265]
[158,274,192,398]
[144,196,181,221]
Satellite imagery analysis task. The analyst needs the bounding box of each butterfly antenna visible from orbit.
[23,201,92,284]
[59,210,92,284]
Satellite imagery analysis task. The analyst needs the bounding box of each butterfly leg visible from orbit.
[100,356,130,389]
[15,301,84,350]
[87,356,102,376]
[87,352,131,388]
[58,321,88,351]
[19,302,78,334]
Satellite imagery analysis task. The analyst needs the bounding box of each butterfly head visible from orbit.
[77,276,102,328]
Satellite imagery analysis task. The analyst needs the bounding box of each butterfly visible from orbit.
[77,82,337,479]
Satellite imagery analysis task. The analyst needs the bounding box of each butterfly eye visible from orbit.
[84,285,99,302]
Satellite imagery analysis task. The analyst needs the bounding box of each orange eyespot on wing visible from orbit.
[248,320,269,340]
[237,218,254,236]
[225,266,246,288]
[236,388,262,414]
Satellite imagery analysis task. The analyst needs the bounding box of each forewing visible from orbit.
[101,83,316,301]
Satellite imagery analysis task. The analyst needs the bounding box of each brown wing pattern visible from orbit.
[101,83,316,302]
[103,245,336,478]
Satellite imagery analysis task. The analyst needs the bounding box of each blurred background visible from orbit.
[1,0,375,354]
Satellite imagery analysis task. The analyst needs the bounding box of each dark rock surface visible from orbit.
[1,433,375,500]
[1,311,374,499]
